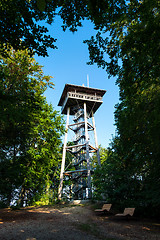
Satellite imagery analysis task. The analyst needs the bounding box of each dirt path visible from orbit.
[0,204,160,240]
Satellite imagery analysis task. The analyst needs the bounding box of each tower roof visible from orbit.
[58,84,106,115]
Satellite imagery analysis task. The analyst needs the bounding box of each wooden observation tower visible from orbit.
[58,84,106,200]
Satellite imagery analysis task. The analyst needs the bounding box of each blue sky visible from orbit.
[35,18,119,148]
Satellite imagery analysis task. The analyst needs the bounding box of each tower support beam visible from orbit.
[58,107,70,199]
[92,111,101,166]
[84,102,91,199]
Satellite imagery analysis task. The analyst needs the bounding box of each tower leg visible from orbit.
[58,107,70,200]
[92,111,101,166]
[84,102,91,199]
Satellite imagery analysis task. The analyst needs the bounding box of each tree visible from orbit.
[0,48,65,207]
[0,0,159,61]
[93,77,160,213]
[0,0,89,56]
[93,138,145,212]
[85,0,160,215]
[84,0,159,76]
[0,0,58,56]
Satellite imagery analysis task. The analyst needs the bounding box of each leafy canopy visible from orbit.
[0,47,65,207]
[1,0,158,61]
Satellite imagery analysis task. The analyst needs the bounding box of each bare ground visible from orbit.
[0,204,160,240]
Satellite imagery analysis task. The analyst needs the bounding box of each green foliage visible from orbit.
[84,0,160,77]
[93,139,142,206]
[0,0,159,61]
[0,0,58,56]
[0,48,65,207]
[93,130,160,215]
[0,0,92,56]
[86,1,160,217]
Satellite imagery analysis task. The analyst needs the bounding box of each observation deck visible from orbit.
[58,84,106,115]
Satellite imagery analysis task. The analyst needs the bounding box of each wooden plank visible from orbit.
[68,121,85,127]
[66,143,85,149]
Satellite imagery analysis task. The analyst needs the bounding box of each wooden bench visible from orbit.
[95,204,112,214]
[115,208,135,217]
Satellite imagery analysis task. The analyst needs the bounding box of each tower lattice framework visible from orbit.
[58,84,106,200]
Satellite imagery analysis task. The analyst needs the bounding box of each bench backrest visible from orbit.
[124,208,135,216]
[102,204,112,211]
